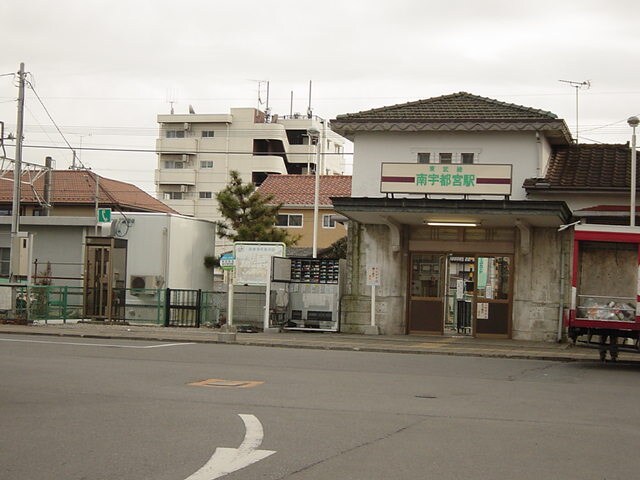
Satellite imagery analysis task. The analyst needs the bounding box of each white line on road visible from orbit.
[0,337,194,348]
[184,414,276,480]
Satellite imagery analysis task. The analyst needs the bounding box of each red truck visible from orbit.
[568,224,640,361]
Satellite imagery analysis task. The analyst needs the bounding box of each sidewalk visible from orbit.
[0,321,623,362]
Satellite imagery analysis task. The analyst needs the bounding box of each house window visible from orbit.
[276,214,303,228]
[0,248,9,276]
[199,191,212,199]
[201,130,215,138]
[417,153,431,164]
[163,192,184,200]
[200,160,214,169]
[164,160,184,169]
[322,215,336,228]
[439,153,453,164]
[166,130,185,138]
[461,153,475,164]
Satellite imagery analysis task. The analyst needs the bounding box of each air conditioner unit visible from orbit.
[181,154,190,163]
[180,185,188,193]
[130,275,158,295]
[183,122,191,131]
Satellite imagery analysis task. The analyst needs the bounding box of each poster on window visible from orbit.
[477,302,489,320]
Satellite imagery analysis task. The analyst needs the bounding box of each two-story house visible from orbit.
[330,92,575,341]
[257,174,351,254]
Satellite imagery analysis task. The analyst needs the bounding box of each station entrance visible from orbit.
[409,253,512,337]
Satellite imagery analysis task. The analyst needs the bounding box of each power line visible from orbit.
[10,143,353,156]
[24,76,85,169]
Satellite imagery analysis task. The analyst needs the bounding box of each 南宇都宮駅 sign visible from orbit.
[380,163,512,196]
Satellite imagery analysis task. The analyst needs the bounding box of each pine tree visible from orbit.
[215,170,299,245]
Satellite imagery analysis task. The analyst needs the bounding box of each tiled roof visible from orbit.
[524,144,633,191]
[0,170,176,213]
[335,92,558,122]
[258,174,352,206]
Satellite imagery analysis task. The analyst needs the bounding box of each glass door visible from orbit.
[474,256,512,337]
[409,253,446,334]
[445,255,475,335]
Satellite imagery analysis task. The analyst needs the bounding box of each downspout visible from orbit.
[536,131,543,177]
[381,216,401,254]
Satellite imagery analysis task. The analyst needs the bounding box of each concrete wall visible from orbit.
[340,222,407,334]
[511,227,569,341]
[351,130,542,200]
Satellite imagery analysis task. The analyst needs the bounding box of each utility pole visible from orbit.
[10,62,26,281]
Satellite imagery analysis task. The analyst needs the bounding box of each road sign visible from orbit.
[97,208,111,223]
[220,252,235,270]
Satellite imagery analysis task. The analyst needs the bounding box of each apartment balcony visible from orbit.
[155,169,196,186]
[249,155,288,174]
[287,144,318,165]
[156,137,199,154]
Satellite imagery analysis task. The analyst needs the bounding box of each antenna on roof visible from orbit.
[166,88,177,114]
[307,80,313,118]
[559,79,591,144]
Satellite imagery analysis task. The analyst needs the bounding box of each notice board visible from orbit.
[233,242,286,285]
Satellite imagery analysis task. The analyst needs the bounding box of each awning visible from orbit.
[331,197,572,228]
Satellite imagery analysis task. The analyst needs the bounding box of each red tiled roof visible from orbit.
[0,170,176,213]
[258,174,352,206]
[524,144,633,191]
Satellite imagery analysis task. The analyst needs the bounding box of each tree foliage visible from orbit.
[318,236,347,259]
[215,170,299,245]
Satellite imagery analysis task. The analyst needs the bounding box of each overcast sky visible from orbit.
[1,0,639,194]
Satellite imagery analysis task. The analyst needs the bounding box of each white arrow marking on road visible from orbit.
[184,414,276,480]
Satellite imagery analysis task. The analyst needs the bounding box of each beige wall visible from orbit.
[278,206,347,248]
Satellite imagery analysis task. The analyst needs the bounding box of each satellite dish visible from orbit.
[188,104,195,114]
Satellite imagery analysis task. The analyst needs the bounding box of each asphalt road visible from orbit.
[1,334,639,480]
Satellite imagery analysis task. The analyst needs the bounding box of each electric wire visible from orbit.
[24,78,85,169]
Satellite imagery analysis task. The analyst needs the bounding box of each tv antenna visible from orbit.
[559,79,591,143]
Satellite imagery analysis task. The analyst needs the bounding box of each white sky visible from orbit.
[1,0,639,194]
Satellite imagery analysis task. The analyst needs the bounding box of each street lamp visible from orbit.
[307,127,320,258]
[629,116,639,227]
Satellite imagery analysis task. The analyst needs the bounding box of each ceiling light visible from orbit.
[426,221,479,227]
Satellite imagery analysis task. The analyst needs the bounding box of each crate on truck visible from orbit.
[568,224,640,361]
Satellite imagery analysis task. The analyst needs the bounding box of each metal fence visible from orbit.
[2,285,227,327]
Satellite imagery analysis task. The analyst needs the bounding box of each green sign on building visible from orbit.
[97,208,111,223]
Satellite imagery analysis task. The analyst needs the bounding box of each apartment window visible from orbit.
[417,152,431,164]
[200,160,214,169]
[323,214,336,228]
[164,160,184,169]
[163,192,184,200]
[276,214,303,228]
[201,130,215,138]
[0,248,8,276]
[199,191,212,199]
[166,130,185,138]
[461,153,475,164]
[439,153,453,164]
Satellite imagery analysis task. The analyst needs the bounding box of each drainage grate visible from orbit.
[188,378,264,389]
[415,395,437,399]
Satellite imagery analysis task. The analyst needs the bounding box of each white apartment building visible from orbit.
[155,108,348,223]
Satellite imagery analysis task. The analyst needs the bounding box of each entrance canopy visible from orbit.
[331,197,572,229]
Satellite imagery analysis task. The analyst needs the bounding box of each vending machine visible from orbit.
[271,257,345,332]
